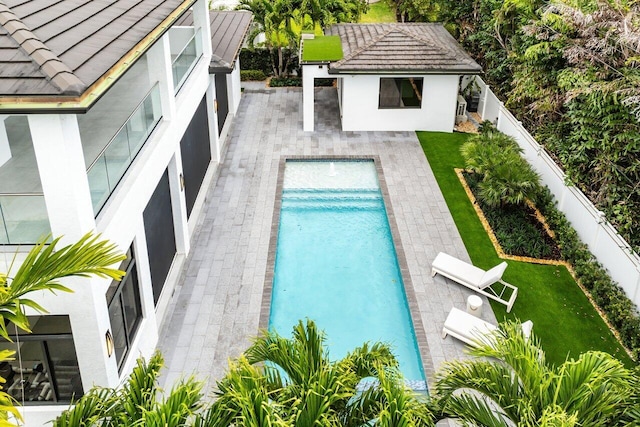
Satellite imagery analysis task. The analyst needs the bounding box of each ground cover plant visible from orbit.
[418,131,633,366]
[463,171,561,260]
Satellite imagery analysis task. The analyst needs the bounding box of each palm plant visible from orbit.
[461,128,541,207]
[237,0,297,77]
[53,352,203,427]
[197,319,436,427]
[0,233,125,426]
[435,321,637,426]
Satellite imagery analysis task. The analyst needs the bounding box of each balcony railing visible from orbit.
[172,28,202,93]
[87,83,162,214]
[0,193,51,244]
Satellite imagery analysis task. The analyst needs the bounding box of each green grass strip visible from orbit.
[418,131,633,367]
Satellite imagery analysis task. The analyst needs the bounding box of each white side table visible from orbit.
[466,295,483,317]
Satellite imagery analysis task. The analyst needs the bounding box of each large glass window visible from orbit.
[107,246,143,371]
[378,78,423,108]
[0,316,82,404]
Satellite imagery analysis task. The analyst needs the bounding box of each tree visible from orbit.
[435,321,638,426]
[0,233,126,426]
[53,352,203,427]
[196,319,437,427]
[237,0,298,77]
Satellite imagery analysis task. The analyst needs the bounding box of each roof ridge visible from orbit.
[394,26,452,58]
[332,25,393,68]
[0,3,85,95]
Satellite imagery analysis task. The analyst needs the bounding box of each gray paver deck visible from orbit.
[157,86,497,395]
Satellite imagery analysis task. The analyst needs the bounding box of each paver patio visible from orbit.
[157,85,496,395]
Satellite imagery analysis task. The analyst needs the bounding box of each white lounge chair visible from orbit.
[442,307,533,348]
[431,252,518,312]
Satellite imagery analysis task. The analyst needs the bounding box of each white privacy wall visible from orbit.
[340,74,458,132]
[474,78,640,307]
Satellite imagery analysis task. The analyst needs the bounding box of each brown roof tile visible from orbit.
[0,0,194,103]
[325,23,482,74]
[176,10,252,73]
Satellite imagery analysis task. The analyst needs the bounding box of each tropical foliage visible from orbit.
[461,125,541,207]
[238,0,366,77]
[53,352,203,427]
[196,319,436,427]
[0,233,125,426]
[435,321,639,426]
[406,0,640,255]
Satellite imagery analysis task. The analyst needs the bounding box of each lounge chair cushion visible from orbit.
[478,262,508,288]
[444,307,496,339]
[443,308,534,347]
[432,253,485,287]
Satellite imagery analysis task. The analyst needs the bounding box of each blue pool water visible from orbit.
[269,160,425,383]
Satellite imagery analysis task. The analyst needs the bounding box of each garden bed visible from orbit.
[460,170,562,263]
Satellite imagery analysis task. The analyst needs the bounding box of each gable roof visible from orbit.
[0,0,194,112]
[174,10,252,73]
[325,23,481,74]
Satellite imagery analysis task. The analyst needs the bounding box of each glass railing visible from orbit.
[0,193,51,244]
[172,28,202,93]
[87,83,162,214]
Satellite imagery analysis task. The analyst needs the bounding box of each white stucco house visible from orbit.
[301,23,482,132]
[0,1,249,424]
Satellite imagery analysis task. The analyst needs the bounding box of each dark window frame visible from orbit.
[107,246,143,372]
[378,77,424,109]
[0,316,82,405]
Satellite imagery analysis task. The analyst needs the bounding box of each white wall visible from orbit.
[340,74,458,132]
[475,77,640,308]
[3,1,219,424]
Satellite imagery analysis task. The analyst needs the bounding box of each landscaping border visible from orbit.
[456,167,635,361]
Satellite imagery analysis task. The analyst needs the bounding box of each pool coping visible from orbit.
[260,154,435,388]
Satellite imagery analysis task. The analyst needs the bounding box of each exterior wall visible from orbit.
[340,74,458,132]
[0,0,228,424]
[302,65,459,132]
[475,77,640,308]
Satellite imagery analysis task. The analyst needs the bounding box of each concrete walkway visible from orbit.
[157,86,496,395]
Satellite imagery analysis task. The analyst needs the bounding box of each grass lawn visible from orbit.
[360,0,396,23]
[418,131,634,367]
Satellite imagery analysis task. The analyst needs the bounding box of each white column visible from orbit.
[0,117,11,167]
[28,114,120,389]
[28,114,95,237]
[303,65,315,132]
[168,153,190,255]
[192,0,212,58]
[229,60,242,114]
[206,75,221,162]
[147,35,176,122]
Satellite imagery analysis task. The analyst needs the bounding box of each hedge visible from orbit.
[240,70,267,81]
[239,48,300,76]
[538,188,640,360]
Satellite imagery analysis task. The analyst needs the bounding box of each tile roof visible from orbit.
[325,23,482,74]
[0,0,194,107]
[175,10,252,73]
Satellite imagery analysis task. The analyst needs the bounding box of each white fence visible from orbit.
[472,77,640,307]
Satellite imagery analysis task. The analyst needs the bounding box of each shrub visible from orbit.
[240,70,267,81]
[461,129,541,207]
[240,48,299,76]
[269,77,302,87]
[538,187,640,360]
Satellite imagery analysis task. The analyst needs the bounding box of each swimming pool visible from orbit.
[269,159,426,385]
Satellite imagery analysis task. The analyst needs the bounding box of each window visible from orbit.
[378,78,423,108]
[0,316,83,404]
[107,246,143,371]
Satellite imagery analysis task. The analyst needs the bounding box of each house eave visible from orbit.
[327,68,483,75]
[0,0,196,114]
